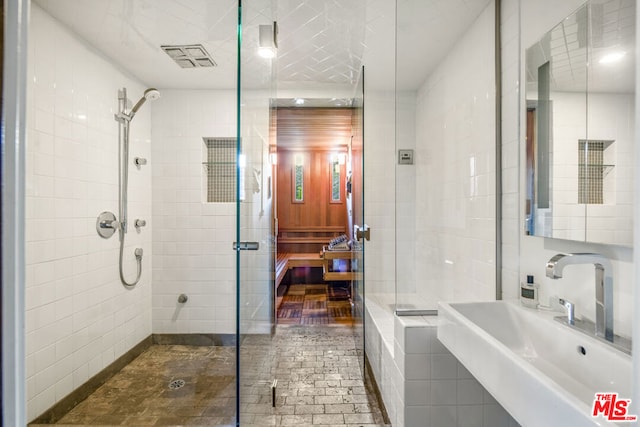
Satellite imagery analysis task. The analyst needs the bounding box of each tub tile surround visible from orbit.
[365,300,518,427]
[26,5,152,421]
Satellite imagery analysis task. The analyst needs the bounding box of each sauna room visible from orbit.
[273,102,362,325]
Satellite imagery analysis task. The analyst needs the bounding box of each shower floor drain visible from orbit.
[168,379,186,390]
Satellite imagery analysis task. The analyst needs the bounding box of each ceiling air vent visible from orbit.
[161,44,217,68]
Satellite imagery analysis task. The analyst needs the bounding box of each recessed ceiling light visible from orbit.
[295,98,305,105]
[599,51,626,64]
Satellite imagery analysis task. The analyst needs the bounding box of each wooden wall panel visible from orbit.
[276,149,348,252]
[274,107,352,253]
[276,108,353,150]
[277,149,347,227]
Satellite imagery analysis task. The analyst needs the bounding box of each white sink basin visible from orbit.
[438,300,632,426]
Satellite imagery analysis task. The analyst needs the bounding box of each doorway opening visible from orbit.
[271,105,358,326]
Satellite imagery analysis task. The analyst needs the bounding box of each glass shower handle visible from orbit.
[233,241,260,251]
[354,224,370,242]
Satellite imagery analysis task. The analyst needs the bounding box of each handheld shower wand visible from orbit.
[115,87,161,288]
[129,88,161,119]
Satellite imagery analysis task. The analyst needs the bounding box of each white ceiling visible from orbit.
[34,0,492,93]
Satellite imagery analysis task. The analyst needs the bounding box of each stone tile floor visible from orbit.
[33,324,389,426]
[239,325,389,426]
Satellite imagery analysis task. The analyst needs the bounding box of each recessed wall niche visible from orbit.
[202,137,238,203]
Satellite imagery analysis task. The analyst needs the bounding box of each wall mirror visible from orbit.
[524,0,635,247]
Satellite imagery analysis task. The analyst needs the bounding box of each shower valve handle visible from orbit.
[135,219,147,228]
[96,211,120,239]
[134,157,147,166]
[100,218,120,231]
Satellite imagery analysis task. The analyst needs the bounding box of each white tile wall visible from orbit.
[410,1,497,307]
[363,90,397,297]
[150,90,238,334]
[151,88,272,335]
[26,5,152,421]
[396,92,418,292]
[367,1,497,312]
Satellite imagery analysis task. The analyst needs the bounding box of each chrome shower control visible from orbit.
[134,157,147,166]
[134,248,143,260]
[135,219,147,228]
[96,211,119,239]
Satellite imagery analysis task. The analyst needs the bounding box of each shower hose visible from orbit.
[118,119,143,288]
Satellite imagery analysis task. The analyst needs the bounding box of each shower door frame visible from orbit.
[2,0,29,425]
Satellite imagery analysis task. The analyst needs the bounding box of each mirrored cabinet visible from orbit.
[525,0,635,247]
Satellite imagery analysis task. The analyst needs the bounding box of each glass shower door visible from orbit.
[236,1,278,425]
[351,68,366,377]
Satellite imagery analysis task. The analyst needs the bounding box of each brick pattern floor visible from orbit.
[34,325,389,426]
[277,284,354,325]
[239,325,389,427]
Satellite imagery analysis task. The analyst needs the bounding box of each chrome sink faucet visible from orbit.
[546,253,613,342]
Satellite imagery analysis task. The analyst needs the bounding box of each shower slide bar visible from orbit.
[95,87,160,288]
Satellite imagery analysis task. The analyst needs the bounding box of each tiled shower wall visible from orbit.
[363,88,416,300]
[363,90,397,298]
[151,89,273,335]
[25,5,152,421]
[150,90,237,334]
[411,1,497,306]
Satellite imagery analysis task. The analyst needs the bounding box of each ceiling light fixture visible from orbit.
[258,22,278,59]
[599,51,626,64]
[295,98,305,105]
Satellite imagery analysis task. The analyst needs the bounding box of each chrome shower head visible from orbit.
[130,88,161,118]
[143,88,161,101]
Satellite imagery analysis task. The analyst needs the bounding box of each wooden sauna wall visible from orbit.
[276,149,348,253]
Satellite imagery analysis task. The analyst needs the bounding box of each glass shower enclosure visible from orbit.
[6,0,368,425]
[236,1,367,423]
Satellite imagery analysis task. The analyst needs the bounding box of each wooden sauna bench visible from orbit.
[275,251,324,288]
[275,226,347,291]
